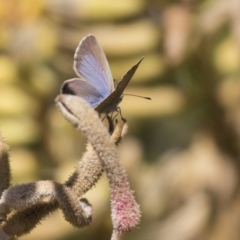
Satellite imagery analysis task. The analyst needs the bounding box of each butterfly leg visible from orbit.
[116,107,126,122]
[106,115,114,134]
[101,114,107,121]
[110,111,114,119]
[112,110,119,120]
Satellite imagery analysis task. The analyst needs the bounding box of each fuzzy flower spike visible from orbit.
[56,94,141,239]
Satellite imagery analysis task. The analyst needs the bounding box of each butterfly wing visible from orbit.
[116,57,144,96]
[61,78,105,108]
[95,57,144,113]
[73,34,114,97]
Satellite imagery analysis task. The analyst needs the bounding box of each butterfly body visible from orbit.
[61,34,143,114]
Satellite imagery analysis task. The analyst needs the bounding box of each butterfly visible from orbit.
[60,34,144,116]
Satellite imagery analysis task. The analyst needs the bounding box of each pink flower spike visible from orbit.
[111,187,141,234]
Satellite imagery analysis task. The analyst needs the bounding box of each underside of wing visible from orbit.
[73,35,114,96]
[115,57,144,98]
[61,78,104,108]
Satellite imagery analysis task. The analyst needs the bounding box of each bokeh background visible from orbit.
[1,0,240,239]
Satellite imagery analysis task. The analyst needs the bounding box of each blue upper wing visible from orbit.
[73,35,114,99]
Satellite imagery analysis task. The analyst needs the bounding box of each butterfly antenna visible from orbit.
[123,94,151,100]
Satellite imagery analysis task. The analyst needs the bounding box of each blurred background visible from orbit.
[0,0,240,239]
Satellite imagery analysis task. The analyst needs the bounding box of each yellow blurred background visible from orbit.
[1,0,240,239]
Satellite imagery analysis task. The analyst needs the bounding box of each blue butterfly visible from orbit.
[61,34,143,115]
